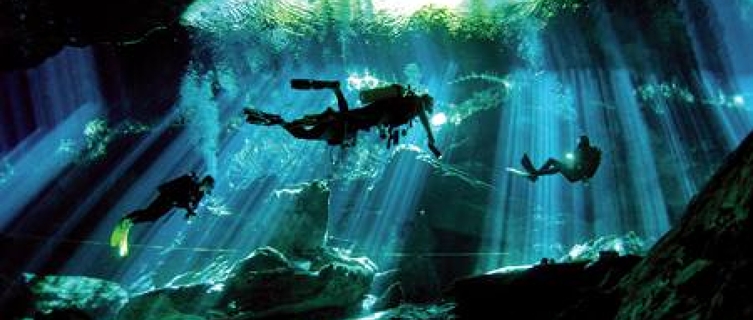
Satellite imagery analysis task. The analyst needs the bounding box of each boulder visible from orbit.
[116,246,376,319]
[27,274,128,320]
[116,284,220,320]
[219,246,376,318]
[267,180,330,259]
[448,254,642,319]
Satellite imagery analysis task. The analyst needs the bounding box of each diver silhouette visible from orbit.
[243,79,441,158]
[509,135,601,183]
[109,172,215,256]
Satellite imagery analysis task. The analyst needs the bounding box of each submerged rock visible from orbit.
[21,274,128,320]
[116,246,376,319]
[267,180,330,258]
[219,246,376,319]
[560,232,648,262]
[34,308,96,320]
[447,253,642,319]
[359,303,457,320]
[614,131,753,319]
[116,284,221,320]
[0,272,35,319]
[370,281,405,312]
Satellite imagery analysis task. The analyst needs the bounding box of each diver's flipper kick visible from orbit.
[505,167,536,181]
[109,219,134,257]
[505,153,540,182]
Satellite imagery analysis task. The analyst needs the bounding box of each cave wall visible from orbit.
[0,0,194,71]
[615,130,753,319]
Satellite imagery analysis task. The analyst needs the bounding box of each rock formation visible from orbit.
[614,130,753,319]
[116,246,376,320]
[0,0,194,70]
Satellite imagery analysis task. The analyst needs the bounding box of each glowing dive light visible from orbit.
[431,112,447,126]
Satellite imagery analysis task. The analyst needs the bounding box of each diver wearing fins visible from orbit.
[243,79,442,158]
[110,172,215,256]
[508,135,601,183]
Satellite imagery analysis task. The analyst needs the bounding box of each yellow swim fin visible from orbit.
[110,218,134,257]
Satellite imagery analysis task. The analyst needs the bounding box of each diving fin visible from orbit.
[290,79,340,90]
[519,154,539,182]
[507,154,539,182]
[506,167,538,182]
[110,218,134,257]
[521,154,537,173]
[506,167,532,177]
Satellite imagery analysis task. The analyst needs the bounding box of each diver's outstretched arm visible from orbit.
[418,110,441,158]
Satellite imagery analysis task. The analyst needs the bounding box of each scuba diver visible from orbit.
[243,79,442,158]
[109,172,215,257]
[508,135,601,183]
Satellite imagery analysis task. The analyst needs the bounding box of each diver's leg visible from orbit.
[329,85,351,144]
[125,196,174,223]
[282,121,329,140]
[536,158,562,176]
[243,108,284,125]
[331,85,348,112]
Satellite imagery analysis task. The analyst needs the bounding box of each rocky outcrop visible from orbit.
[0,272,35,319]
[448,252,642,319]
[365,302,456,319]
[117,246,376,320]
[28,274,128,318]
[0,0,194,70]
[221,247,376,319]
[266,180,330,259]
[115,284,219,320]
[0,273,128,319]
[613,130,753,319]
[370,281,405,312]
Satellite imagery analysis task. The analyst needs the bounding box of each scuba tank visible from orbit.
[359,84,405,104]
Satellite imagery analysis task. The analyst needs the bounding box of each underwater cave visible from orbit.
[1,0,752,319]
